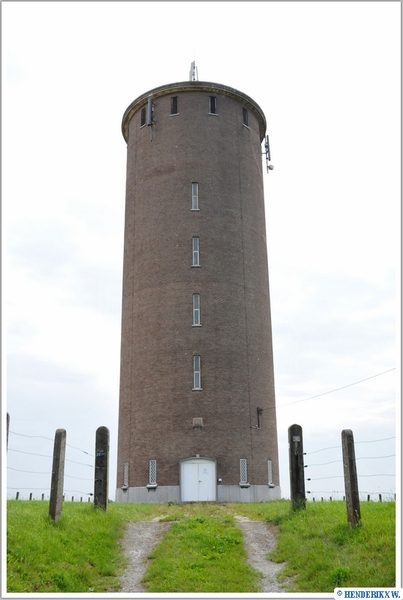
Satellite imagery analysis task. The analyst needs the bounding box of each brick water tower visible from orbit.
[116,66,280,503]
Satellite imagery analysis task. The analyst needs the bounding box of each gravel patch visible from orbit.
[234,515,288,593]
[118,515,289,594]
[119,521,172,593]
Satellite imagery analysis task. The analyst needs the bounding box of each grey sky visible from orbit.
[3,2,400,505]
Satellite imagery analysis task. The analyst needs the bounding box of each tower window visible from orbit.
[239,458,250,487]
[243,108,249,127]
[170,96,178,115]
[140,107,146,127]
[209,96,217,115]
[193,294,201,326]
[191,182,199,210]
[193,355,202,390]
[192,237,200,267]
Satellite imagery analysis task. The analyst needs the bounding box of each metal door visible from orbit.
[180,458,216,502]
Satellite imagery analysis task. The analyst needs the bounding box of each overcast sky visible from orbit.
[3,2,400,507]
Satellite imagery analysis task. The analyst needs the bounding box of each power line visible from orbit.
[356,436,395,444]
[8,467,50,475]
[9,431,94,456]
[7,467,92,480]
[306,436,395,455]
[308,454,395,467]
[279,368,396,407]
[8,448,93,467]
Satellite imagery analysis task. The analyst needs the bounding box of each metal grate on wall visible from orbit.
[148,459,157,485]
[123,461,129,489]
[268,459,274,487]
[239,458,249,486]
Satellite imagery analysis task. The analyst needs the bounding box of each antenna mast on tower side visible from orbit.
[263,134,274,173]
[189,61,198,81]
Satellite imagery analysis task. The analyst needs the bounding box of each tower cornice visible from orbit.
[121,81,267,143]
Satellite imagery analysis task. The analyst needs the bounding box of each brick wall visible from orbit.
[116,83,279,493]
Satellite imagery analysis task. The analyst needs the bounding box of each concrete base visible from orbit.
[218,485,281,502]
[115,485,281,503]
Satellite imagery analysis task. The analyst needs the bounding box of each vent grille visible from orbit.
[123,461,129,488]
[148,459,157,485]
[268,459,273,486]
[239,458,248,484]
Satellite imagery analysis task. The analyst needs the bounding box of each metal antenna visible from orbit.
[189,61,198,81]
[263,134,274,173]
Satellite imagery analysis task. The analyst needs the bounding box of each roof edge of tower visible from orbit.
[121,81,267,143]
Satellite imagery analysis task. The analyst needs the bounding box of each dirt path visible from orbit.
[118,515,288,593]
[234,515,287,593]
[119,520,172,593]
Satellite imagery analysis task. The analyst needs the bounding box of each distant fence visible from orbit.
[303,431,396,503]
[7,414,97,502]
[7,414,396,504]
[288,425,396,507]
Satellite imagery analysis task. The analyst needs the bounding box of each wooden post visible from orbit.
[15,492,19,500]
[94,426,109,510]
[7,412,10,451]
[342,429,361,527]
[49,429,66,523]
[288,424,306,509]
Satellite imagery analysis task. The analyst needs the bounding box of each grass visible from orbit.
[7,501,126,593]
[141,508,261,592]
[7,499,396,593]
[227,500,396,592]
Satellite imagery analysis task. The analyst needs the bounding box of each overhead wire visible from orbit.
[278,367,396,407]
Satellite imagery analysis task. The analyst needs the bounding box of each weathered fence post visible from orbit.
[94,426,109,510]
[49,428,66,522]
[7,412,10,451]
[288,424,306,509]
[342,429,361,527]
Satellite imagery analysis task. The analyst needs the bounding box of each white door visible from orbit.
[180,458,216,502]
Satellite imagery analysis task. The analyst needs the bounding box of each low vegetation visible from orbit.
[7,499,396,593]
[227,500,396,592]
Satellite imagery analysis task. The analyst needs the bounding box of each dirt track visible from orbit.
[118,515,288,593]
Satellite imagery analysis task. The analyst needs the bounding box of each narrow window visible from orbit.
[257,407,263,429]
[239,458,249,486]
[191,182,199,210]
[192,237,200,266]
[140,107,146,127]
[193,294,201,326]
[209,96,217,114]
[148,459,157,486]
[170,96,178,115]
[193,355,202,390]
[243,108,249,126]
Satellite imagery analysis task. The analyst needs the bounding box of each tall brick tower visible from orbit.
[116,71,280,503]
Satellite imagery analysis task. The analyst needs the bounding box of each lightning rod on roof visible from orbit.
[189,61,198,81]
